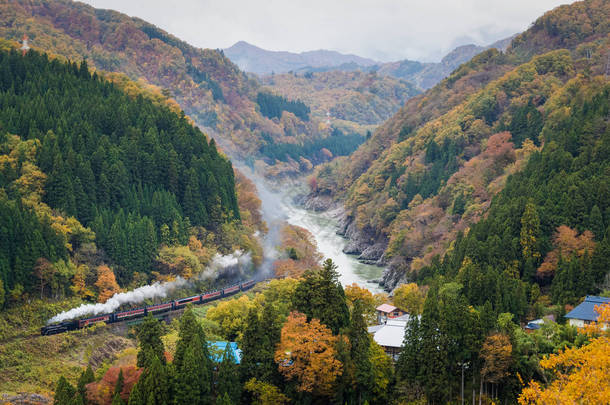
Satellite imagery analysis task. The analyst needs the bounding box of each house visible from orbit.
[565,296,610,328]
[376,303,407,325]
[368,314,411,361]
[208,341,242,364]
[524,314,556,333]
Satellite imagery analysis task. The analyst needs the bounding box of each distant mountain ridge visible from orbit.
[226,37,514,90]
[376,36,514,89]
[224,41,378,75]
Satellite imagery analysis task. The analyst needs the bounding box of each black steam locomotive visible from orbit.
[41,279,257,336]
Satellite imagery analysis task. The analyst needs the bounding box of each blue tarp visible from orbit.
[565,296,610,321]
[208,341,242,364]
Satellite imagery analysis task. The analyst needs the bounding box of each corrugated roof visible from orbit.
[565,296,610,321]
[367,325,384,334]
[376,304,397,313]
[372,322,405,348]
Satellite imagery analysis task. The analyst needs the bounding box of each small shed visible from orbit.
[565,296,610,328]
[376,303,407,324]
[208,341,242,364]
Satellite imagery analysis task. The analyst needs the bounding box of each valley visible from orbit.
[0,0,609,404]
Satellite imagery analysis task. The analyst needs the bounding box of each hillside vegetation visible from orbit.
[261,70,419,126]
[0,46,265,315]
[312,0,610,291]
[0,0,420,178]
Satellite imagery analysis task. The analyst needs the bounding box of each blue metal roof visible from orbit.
[565,296,610,321]
[208,341,242,364]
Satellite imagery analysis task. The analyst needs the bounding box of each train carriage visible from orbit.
[115,308,146,320]
[147,302,173,313]
[202,290,222,303]
[79,314,111,328]
[175,294,201,307]
[223,284,240,296]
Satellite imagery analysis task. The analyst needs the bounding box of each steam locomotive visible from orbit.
[41,279,257,336]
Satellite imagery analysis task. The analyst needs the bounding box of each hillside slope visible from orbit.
[260,70,419,127]
[0,0,356,175]
[310,0,610,290]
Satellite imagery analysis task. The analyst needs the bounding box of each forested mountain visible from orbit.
[260,70,419,126]
[224,40,378,75]
[0,45,255,306]
[0,0,361,177]
[311,0,610,292]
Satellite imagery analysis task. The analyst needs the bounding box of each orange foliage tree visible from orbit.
[274,312,342,397]
[519,304,610,404]
[537,225,595,279]
[86,366,142,405]
[274,224,321,278]
[94,265,120,302]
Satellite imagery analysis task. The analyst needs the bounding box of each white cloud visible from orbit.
[79,0,574,62]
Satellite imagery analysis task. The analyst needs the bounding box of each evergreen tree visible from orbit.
[75,365,94,404]
[140,355,169,405]
[54,376,76,405]
[240,304,283,388]
[114,368,125,400]
[173,306,209,370]
[348,300,374,404]
[127,380,144,405]
[589,205,604,241]
[292,258,350,334]
[215,393,233,405]
[136,315,165,369]
[174,333,212,405]
[216,343,240,403]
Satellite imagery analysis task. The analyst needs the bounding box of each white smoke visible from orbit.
[48,250,251,324]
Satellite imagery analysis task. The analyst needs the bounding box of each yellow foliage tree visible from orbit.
[206,295,256,341]
[392,283,426,315]
[244,378,290,405]
[519,304,610,404]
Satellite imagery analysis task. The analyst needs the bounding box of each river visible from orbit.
[243,167,384,293]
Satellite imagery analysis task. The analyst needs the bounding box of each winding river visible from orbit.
[244,167,384,292]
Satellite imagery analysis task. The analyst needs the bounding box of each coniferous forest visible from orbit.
[0,48,240,296]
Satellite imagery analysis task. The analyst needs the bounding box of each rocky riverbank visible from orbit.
[298,193,413,292]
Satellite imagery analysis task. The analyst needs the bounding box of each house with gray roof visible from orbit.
[564,296,610,328]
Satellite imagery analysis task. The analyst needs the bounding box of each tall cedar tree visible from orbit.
[53,376,76,405]
[292,258,350,334]
[348,300,374,404]
[76,365,94,405]
[240,304,282,385]
[173,306,213,404]
[136,315,165,369]
[215,343,241,403]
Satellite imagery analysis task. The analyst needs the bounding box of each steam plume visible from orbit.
[48,250,251,324]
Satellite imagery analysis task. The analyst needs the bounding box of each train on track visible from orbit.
[41,279,257,336]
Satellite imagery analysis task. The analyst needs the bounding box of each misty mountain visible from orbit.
[224,40,378,75]
[375,36,514,89]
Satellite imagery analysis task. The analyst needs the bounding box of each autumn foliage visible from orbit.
[519,304,610,404]
[274,312,342,396]
[86,366,142,405]
[94,265,120,303]
[537,225,595,279]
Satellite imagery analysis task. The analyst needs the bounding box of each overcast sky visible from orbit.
[80,0,573,62]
